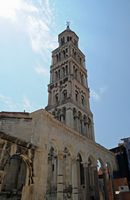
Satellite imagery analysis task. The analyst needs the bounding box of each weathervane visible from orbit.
[66,21,70,29]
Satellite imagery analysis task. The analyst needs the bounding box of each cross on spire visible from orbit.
[66,21,70,29]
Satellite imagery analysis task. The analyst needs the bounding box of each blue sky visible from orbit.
[0,0,130,149]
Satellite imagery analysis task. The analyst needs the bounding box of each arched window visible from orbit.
[63,90,67,100]
[62,107,66,121]
[81,74,84,84]
[78,112,83,134]
[75,91,78,102]
[81,95,85,106]
[55,93,58,104]
[75,69,78,79]
[65,65,68,75]
[73,108,77,130]
[61,37,65,45]
[63,50,66,58]
[58,69,60,79]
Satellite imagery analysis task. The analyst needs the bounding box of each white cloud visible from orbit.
[0,0,57,55]
[91,90,100,101]
[0,94,33,112]
[90,86,107,102]
[35,64,49,77]
[0,0,38,21]
[23,96,32,111]
[0,94,19,110]
[99,86,107,94]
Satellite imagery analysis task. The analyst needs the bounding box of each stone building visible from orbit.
[0,25,117,200]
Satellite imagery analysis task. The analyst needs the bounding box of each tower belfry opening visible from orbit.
[46,26,95,140]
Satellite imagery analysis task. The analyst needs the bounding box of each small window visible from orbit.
[63,50,66,58]
[58,70,60,79]
[52,164,54,171]
[63,90,67,99]
[81,95,85,106]
[75,91,78,101]
[75,69,77,79]
[61,37,65,45]
[65,65,68,75]
[55,94,58,103]
[81,74,84,84]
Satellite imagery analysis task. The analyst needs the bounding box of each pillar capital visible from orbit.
[57,152,64,160]
[82,162,88,168]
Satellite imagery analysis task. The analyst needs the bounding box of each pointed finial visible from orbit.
[66,21,70,30]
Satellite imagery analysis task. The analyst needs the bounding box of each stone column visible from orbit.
[72,159,79,200]
[83,162,90,200]
[66,108,73,128]
[60,114,64,123]
[57,153,64,200]
[102,167,109,200]
[47,156,52,190]
[110,172,116,200]
[93,166,100,200]
[53,158,57,187]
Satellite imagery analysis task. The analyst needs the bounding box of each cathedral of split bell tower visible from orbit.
[0,24,117,200]
[46,24,95,140]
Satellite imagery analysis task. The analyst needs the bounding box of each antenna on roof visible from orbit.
[66,21,70,30]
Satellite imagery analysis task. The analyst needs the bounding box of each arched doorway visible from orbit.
[1,153,31,199]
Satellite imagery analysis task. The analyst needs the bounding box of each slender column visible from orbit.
[72,159,78,200]
[57,153,64,200]
[47,156,52,191]
[68,155,72,185]
[102,167,109,200]
[66,108,73,128]
[110,172,116,200]
[60,114,64,122]
[93,166,100,200]
[53,157,57,188]
[83,162,90,200]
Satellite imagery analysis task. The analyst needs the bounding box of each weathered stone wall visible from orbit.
[0,112,32,142]
[0,110,117,200]
[31,109,116,169]
[0,131,35,200]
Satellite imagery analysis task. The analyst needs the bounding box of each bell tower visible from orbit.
[46,25,95,140]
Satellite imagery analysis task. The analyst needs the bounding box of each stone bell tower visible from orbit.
[46,24,95,140]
